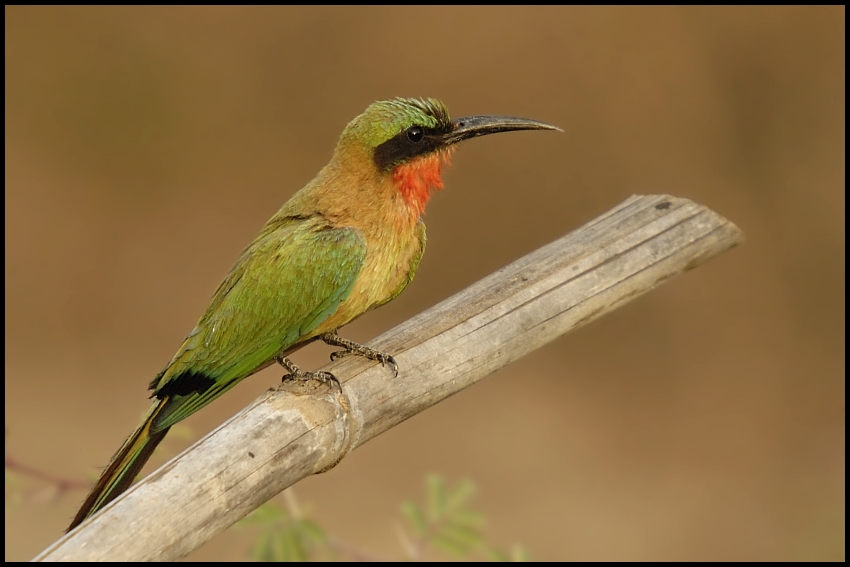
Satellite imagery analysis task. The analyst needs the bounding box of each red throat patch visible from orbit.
[392,147,456,217]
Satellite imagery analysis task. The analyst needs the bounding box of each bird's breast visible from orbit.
[310,215,424,336]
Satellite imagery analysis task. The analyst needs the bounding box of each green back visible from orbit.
[150,217,366,431]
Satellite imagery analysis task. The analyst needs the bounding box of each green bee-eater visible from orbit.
[68,98,559,531]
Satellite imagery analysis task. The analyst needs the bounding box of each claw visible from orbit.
[322,331,399,378]
[381,355,399,379]
[276,355,341,390]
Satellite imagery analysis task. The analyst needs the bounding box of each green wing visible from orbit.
[150,216,366,431]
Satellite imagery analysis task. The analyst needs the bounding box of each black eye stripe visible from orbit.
[373,123,451,170]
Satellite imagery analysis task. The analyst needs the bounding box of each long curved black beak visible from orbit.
[443,115,562,145]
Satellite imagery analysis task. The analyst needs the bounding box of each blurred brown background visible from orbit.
[4,6,844,561]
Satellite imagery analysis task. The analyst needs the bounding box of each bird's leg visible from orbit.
[275,355,340,388]
[321,330,399,378]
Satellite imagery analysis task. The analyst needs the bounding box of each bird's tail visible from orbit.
[67,397,171,532]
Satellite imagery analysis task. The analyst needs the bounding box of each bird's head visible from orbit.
[337,98,560,215]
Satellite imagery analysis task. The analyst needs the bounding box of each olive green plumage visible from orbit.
[151,221,368,429]
[68,98,559,532]
[343,98,451,152]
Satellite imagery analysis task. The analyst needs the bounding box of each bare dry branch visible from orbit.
[34,195,743,562]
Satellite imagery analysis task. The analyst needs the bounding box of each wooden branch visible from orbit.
[33,195,743,562]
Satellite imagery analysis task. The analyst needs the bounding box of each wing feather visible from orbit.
[151,217,366,430]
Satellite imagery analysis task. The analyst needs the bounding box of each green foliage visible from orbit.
[238,475,529,562]
[399,475,528,561]
[238,497,331,562]
[5,468,22,510]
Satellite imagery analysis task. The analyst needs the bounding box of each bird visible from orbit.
[67,97,560,531]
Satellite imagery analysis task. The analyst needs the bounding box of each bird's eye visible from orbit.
[406,126,424,143]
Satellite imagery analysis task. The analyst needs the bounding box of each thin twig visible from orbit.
[5,454,90,493]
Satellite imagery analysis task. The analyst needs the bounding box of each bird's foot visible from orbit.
[321,331,399,378]
[275,355,340,390]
